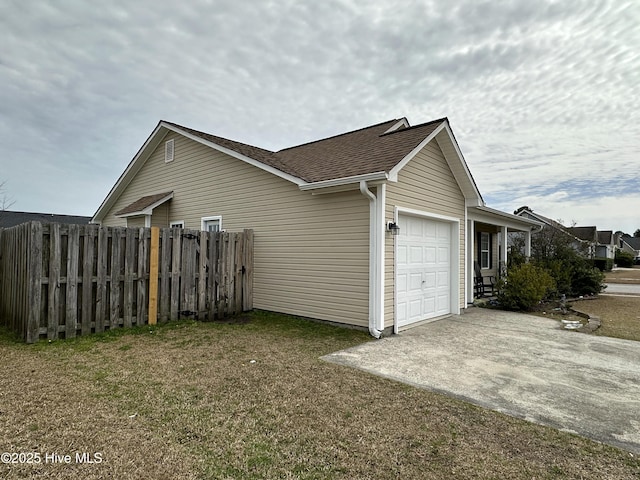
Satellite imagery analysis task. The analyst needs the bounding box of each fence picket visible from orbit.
[0,222,252,342]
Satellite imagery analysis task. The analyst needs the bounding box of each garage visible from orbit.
[396,214,453,329]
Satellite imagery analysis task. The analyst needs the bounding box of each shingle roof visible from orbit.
[621,236,640,250]
[115,191,173,216]
[597,230,613,244]
[0,211,92,228]
[164,118,446,183]
[567,226,597,242]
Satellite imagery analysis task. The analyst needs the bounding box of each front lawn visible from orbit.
[1,312,638,479]
[605,266,640,284]
[573,295,640,342]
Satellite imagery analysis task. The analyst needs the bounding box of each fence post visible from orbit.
[27,222,43,343]
[148,226,159,325]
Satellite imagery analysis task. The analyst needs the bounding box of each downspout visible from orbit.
[359,180,382,338]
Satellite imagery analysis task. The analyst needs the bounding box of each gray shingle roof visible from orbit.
[0,211,92,228]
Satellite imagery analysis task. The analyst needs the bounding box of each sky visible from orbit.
[1,0,638,233]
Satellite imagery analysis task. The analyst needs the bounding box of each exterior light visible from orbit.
[387,222,400,235]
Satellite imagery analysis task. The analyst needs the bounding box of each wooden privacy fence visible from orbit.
[0,222,253,343]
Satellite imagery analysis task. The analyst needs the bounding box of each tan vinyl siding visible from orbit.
[385,140,466,328]
[126,216,145,228]
[102,131,370,327]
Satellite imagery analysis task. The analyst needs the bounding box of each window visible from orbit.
[165,139,174,163]
[201,216,222,232]
[480,232,491,269]
[169,220,184,229]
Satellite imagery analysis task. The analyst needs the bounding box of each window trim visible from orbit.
[201,215,222,232]
[165,139,174,163]
[169,220,184,229]
[480,232,491,269]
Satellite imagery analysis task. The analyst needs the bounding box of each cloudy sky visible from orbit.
[1,0,638,232]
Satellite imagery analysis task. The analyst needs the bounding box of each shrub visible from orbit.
[615,250,635,268]
[570,264,605,296]
[497,263,555,311]
[592,258,614,272]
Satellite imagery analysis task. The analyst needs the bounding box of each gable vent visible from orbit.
[165,139,174,163]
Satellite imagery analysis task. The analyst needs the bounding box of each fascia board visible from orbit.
[92,123,168,222]
[438,123,483,204]
[162,123,305,187]
[115,192,174,218]
[469,206,543,230]
[299,171,388,191]
[388,122,445,181]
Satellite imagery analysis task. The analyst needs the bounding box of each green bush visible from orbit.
[592,258,614,271]
[497,263,555,311]
[570,264,605,296]
[615,250,635,268]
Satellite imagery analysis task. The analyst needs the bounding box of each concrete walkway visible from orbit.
[322,308,640,454]
[605,283,640,295]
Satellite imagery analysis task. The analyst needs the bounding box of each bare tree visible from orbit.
[0,180,15,211]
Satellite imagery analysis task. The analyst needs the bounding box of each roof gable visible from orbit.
[93,116,484,221]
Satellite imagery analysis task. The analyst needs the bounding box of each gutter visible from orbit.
[359,180,383,339]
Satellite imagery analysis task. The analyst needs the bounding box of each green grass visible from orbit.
[0,311,638,479]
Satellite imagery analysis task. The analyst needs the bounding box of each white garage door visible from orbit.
[396,215,451,328]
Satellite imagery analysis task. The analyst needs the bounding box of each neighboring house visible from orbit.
[595,230,616,260]
[93,117,540,336]
[0,210,92,228]
[620,235,640,263]
[513,206,596,257]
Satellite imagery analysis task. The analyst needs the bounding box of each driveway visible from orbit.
[322,308,640,454]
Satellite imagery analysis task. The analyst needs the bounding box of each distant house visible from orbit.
[92,117,540,336]
[595,230,616,260]
[620,235,640,264]
[0,210,92,229]
[513,206,595,257]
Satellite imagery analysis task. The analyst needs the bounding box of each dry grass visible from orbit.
[605,266,640,284]
[1,312,639,479]
[572,295,640,342]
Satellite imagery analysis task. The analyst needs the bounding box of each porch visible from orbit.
[467,206,542,303]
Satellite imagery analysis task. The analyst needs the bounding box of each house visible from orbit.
[620,235,640,264]
[513,206,596,257]
[596,230,616,260]
[0,210,92,229]
[92,117,540,336]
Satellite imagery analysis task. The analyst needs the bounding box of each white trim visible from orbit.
[92,123,169,222]
[161,123,306,187]
[393,206,461,334]
[464,208,469,306]
[164,139,174,163]
[144,215,151,228]
[170,220,185,228]
[115,192,174,218]
[300,171,388,191]
[201,215,222,232]
[470,205,542,231]
[383,118,409,134]
[438,122,483,204]
[388,122,446,181]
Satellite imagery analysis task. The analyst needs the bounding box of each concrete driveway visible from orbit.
[322,308,640,454]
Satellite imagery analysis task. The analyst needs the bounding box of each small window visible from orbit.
[170,220,184,229]
[201,216,222,232]
[480,232,491,269]
[165,139,174,163]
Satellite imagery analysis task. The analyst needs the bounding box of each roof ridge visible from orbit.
[277,119,400,152]
[378,117,448,137]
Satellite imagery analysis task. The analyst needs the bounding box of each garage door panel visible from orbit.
[408,273,423,292]
[397,214,453,328]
